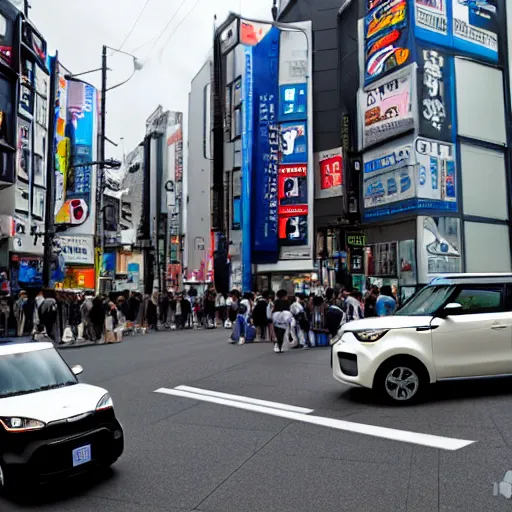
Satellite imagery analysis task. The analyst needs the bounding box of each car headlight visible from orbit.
[352,329,389,342]
[96,393,114,411]
[329,332,343,346]
[0,417,45,432]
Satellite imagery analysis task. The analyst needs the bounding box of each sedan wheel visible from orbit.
[382,364,421,403]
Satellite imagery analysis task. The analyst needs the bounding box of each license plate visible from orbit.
[72,444,92,467]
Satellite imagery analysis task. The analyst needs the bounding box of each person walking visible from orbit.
[344,288,365,322]
[252,291,269,342]
[272,297,296,353]
[364,285,379,318]
[14,290,28,337]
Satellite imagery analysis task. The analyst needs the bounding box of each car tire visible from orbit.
[374,357,428,405]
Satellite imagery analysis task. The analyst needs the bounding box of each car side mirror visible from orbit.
[438,303,463,318]
[71,364,83,376]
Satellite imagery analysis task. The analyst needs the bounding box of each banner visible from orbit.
[58,235,95,264]
[249,26,280,262]
[417,46,453,142]
[364,0,411,85]
[414,136,456,208]
[413,0,449,46]
[315,148,343,199]
[361,68,415,148]
[452,0,498,62]
[55,79,98,236]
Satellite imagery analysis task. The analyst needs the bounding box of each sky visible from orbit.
[29,0,273,161]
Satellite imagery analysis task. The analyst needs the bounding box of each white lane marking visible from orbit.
[154,387,475,451]
[172,385,314,414]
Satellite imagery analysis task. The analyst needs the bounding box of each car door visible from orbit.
[431,284,512,379]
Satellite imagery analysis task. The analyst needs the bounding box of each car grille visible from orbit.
[31,427,112,475]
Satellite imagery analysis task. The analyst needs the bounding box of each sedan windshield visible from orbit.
[0,348,77,399]
[396,285,455,317]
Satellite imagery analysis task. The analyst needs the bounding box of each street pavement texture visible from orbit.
[2,329,512,511]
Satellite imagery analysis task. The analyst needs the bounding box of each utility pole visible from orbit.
[42,55,58,287]
[98,45,107,292]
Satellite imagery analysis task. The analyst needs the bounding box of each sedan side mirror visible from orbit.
[71,364,84,376]
[438,302,463,318]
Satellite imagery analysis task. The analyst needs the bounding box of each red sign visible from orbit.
[278,164,307,177]
[320,154,343,190]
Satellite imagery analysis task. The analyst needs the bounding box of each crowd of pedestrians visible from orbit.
[226,284,398,354]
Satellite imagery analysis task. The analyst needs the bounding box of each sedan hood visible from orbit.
[0,383,108,424]
[343,315,433,332]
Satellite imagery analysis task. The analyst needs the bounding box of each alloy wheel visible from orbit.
[385,366,419,401]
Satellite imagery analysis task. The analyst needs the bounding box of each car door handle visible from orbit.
[491,324,508,330]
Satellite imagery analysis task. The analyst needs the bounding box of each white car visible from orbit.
[332,274,512,403]
[0,342,124,490]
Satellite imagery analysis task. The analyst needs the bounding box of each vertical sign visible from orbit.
[249,25,280,262]
[417,46,453,142]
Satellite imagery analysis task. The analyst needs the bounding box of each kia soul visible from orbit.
[332,274,512,404]
[0,342,124,490]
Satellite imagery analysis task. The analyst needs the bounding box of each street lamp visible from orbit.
[65,46,144,292]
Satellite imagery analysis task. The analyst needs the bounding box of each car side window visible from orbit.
[452,286,504,315]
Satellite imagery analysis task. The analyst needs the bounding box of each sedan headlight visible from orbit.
[96,393,114,411]
[329,332,343,346]
[352,329,389,342]
[0,417,45,432]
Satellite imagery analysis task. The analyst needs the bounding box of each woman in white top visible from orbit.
[272,299,296,353]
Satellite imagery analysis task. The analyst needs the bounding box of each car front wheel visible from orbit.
[375,358,427,404]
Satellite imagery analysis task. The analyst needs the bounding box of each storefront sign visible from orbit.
[364,0,411,85]
[415,136,456,208]
[279,83,307,122]
[361,69,415,148]
[250,27,280,261]
[417,46,453,142]
[349,247,365,274]
[346,233,366,247]
[453,0,498,62]
[58,235,95,264]
[55,80,98,236]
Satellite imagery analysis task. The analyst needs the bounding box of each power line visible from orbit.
[157,0,203,60]
[146,0,191,60]
[118,0,153,51]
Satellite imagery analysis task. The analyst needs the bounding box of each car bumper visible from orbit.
[0,412,124,484]
[332,332,380,389]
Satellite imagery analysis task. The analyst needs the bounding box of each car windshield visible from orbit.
[395,285,455,317]
[0,347,77,399]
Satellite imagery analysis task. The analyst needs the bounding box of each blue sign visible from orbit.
[413,0,451,48]
[250,27,280,264]
[280,122,308,164]
[364,145,412,174]
[278,84,307,122]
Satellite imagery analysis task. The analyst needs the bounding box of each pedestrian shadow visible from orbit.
[1,467,119,508]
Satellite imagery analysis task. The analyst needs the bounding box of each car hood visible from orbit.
[343,315,433,332]
[0,383,108,424]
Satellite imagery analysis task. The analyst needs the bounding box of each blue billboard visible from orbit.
[248,26,280,265]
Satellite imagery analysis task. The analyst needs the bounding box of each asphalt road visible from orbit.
[2,328,512,511]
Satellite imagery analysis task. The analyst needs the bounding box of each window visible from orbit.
[233,78,241,106]
[451,286,504,314]
[396,285,455,316]
[232,107,241,139]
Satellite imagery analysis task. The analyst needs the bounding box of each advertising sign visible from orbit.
[360,68,415,148]
[452,0,498,62]
[249,27,280,261]
[364,142,412,175]
[417,46,453,142]
[55,79,98,236]
[280,122,308,164]
[57,235,95,265]
[414,136,457,208]
[315,148,343,200]
[364,0,411,84]
[418,216,461,282]
[278,205,308,245]
[278,164,307,205]
[278,30,308,85]
[279,83,307,122]
[414,0,449,45]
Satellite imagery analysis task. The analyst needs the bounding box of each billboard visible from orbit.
[364,0,411,85]
[58,235,95,265]
[315,147,343,200]
[362,135,457,220]
[248,26,280,262]
[413,0,449,46]
[417,45,453,142]
[452,0,498,62]
[54,78,98,236]
[360,66,415,148]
